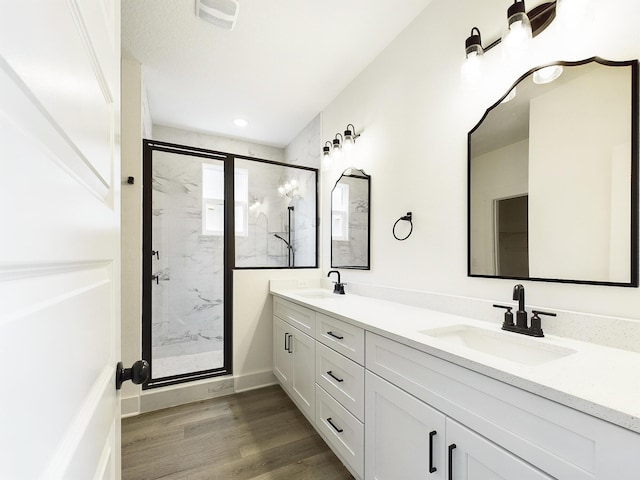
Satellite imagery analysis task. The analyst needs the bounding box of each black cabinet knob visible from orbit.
[116,360,150,390]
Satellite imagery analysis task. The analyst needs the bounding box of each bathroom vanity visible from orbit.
[270,283,640,480]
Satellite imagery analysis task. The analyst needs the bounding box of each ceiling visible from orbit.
[121,0,432,148]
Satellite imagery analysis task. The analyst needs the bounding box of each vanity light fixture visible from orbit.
[533,64,564,84]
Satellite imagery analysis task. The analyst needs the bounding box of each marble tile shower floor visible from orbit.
[153,350,224,378]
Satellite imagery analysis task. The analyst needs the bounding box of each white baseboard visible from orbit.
[140,375,235,413]
[121,371,277,416]
[234,370,277,393]
[120,395,140,418]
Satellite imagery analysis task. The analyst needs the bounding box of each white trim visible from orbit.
[234,370,277,393]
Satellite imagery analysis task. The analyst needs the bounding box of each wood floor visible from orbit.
[122,385,354,480]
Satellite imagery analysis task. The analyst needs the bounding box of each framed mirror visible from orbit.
[331,168,371,269]
[468,58,638,286]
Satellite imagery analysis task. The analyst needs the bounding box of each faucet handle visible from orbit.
[493,304,514,328]
[529,310,556,337]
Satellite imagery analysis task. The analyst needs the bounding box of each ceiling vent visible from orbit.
[196,0,239,30]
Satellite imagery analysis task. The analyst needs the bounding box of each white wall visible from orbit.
[320,0,640,320]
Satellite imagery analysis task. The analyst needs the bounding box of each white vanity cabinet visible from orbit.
[272,291,640,480]
[366,371,552,480]
[272,298,316,421]
[366,332,640,480]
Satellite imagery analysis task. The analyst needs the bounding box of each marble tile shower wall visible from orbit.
[235,159,316,268]
[152,152,224,363]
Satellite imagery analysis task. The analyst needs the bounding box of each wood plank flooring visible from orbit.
[122,385,355,480]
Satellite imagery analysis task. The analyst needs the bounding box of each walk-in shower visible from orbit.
[142,140,318,388]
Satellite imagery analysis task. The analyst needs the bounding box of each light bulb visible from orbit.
[278,186,285,195]
[461,50,482,87]
[533,65,563,84]
[501,1,532,60]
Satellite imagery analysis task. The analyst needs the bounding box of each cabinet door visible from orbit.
[365,371,446,480]
[273,316,293,386]
[446,419,552,480]
[291,327,316,420]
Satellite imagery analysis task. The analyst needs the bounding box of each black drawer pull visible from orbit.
[284,332,289,351]
[327,370,344,383]
[326,417,344,433]
[429,430,437,473]
[287,334,293,353]
[327,331,344,340]
[448,444,457,480]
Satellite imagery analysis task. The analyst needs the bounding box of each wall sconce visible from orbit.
[463,1,557,76]
[322,141,333,169]
[332,133,343,161]
[342,123,360,154]
[502,0,533,60]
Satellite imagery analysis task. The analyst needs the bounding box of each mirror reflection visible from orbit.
[468,58,638,286]
[331,168,371,270]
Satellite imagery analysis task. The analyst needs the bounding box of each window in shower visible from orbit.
[234,157,318,269]
[202,164,248,237]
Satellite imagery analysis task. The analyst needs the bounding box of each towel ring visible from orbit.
[393,212,413,241]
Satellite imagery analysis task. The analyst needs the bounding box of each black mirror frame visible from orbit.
[331,168,371,270]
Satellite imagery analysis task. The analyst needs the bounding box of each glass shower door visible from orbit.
[144,142,230,386]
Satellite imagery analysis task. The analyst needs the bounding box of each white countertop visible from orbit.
[270,286,640,434]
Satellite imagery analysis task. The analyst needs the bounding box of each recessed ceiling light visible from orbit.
[234,118,248,127]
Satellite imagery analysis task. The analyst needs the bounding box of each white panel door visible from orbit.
[365,371,446,480]
[273,316,293,385]
[446,419,553,480]
[0,0,121,479]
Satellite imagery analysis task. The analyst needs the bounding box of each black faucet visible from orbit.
[327,270,345,295]
[493,284,554,338]
[512,284,527,329]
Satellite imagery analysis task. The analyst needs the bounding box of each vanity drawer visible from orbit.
[316,384,364,479]
[315,313,364,365]
[316,342,365,421]
[273,297,315,336]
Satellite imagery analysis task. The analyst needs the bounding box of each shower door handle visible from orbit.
[116,360,150,390]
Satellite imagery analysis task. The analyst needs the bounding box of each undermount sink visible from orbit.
[294,290,340,300]
[419,325,576,366]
